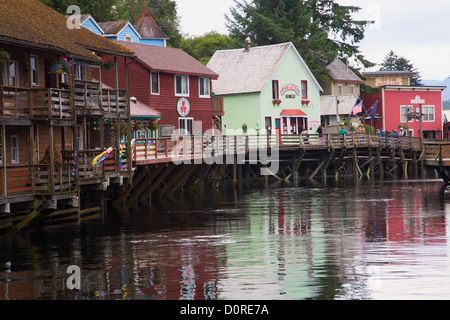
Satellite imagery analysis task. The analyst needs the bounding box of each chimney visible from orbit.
[244,36,251,52]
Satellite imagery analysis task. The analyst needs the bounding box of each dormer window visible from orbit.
[124,34,133,43]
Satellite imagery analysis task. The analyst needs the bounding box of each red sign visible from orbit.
[281,84,300,96]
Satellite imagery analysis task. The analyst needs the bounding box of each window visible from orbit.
[175,75,189,96]
[179,117,193,135]
[11,135,19,164]
[74,64,86,80]
[2,61,19,86]
[272,80,279,100]
[151,72,160,94]
[124,34,133,43]
[350,84,355,95]
[199,77,210,97]
[265,116,272,135]
[337,84,343,96]
[301,80,308,99]
[400,105,413,122]
[30,55,39,86]
[422,105,435,122]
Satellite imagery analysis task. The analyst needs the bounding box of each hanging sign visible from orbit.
[177,98,190,117]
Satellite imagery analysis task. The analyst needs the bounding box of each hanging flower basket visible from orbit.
[49,57,70,74]
[101,61,115,70]
[147,119,159,131]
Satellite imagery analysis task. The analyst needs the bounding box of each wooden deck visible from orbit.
[132,133,425,166]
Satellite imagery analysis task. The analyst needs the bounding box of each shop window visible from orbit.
[179,117,193,135]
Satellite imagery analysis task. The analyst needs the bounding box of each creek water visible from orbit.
[1,178,450,300]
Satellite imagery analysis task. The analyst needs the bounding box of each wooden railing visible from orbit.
[0,86,72,119]
[74,80,127,117]
[132,133,427,164]
[33,163,76,195]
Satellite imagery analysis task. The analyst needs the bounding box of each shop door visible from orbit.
[275,118,281,135]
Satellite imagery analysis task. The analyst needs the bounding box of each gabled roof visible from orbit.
[0,0,134,62]
[134,7,168,40]
[79,14,105,35]
[207,42,322,95]
[116,41,218,78]
[327,58,363,83]
[99,21,141,38]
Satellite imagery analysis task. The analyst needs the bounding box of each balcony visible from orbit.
[0,86,72,120]
[74,80,127,118]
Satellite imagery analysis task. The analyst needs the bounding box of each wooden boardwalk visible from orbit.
[131,133,424,166]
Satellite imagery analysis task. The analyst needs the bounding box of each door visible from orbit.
[179,117,193,135]
[275,118,281,135]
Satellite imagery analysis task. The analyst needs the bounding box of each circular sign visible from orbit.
[177,98,190,117]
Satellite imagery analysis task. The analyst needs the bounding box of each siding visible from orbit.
[117,25,140,43]
[82,17,103,35]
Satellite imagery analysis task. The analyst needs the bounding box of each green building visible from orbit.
[207,40,323,135]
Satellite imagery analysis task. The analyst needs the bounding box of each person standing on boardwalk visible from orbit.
[339,127,349,146]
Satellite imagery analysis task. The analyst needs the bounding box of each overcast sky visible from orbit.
[174,0,450,81]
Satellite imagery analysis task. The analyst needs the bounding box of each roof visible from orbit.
[327,58,363,83]
[207,42,322,95]
[0,0,134,62]
[98,21,140,38]
[134,8,168,40]
[130,98,162,119]
[363,71,416,76]
[116,41,218,78]
[320,95,359,116]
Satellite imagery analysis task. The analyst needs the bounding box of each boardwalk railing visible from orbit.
[132,133,426,165]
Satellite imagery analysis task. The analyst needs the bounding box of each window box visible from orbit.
[272,100,282,105]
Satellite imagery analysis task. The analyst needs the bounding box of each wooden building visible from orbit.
[100,42,219,136]
[361,71,446,138]
[207,41,323,135]
[0,0,135,225]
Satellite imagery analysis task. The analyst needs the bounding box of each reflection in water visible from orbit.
[0,179,449,300]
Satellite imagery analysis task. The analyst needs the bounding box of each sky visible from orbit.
[174,0,450,81]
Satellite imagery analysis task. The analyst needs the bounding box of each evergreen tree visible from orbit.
[43,0,121,22]
[225,0,374,84]
[380,50,423,86]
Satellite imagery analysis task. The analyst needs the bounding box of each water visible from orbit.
[1,178,450,300]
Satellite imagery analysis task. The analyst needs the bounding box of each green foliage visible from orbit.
[44,0,121,22]
[380,50,423,86]
[181,32,239,65]
[225,0,374,84]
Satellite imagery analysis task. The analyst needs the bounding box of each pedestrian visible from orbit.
[317,126,323,144]
[301,128,309,145]
[339,127,348,146]
[358,124,365,144]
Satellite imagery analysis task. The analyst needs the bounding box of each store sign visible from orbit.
[281,84,300,96]
[177,98,190,117]
[375,77,403,87]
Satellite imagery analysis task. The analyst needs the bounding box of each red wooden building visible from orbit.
[361,85,446,138]
[100,42,219,136]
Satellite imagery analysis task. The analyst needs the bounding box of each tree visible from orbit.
[379,50,423,86]
[43,0,121,22]
[181,32,239,65]
[225,0,374,84]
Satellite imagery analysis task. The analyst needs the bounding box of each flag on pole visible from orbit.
[352,101,363,116]
[370,101,378,120]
